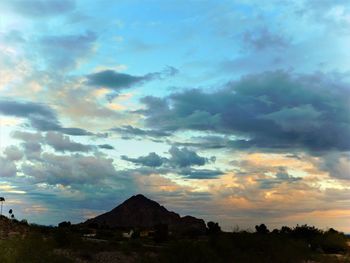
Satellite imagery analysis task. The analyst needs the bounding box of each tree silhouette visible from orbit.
[154,224,168,242]
[8,209,14,220]
[255,224,269,234]
[280,226,292,235]
[0,197,5,216]
[58,221,71,228]
[207,221,221,235]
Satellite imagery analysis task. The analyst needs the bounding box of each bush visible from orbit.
[160,240,217,263]
[0,234,72,263]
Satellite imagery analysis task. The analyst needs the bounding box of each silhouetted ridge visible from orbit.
[84,194,206,234]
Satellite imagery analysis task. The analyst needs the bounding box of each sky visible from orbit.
[0,0,350,232]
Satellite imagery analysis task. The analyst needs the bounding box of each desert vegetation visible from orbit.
[0,215,348,263]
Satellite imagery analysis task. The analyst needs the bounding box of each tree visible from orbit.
[58,221,71,228]
[255,224,269,234]
[8,209,14,220]
[207,221,221,235]
[0,197,5,216]
[154,224,168,242]
[280,226,292,235]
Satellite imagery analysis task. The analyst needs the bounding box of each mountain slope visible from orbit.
[84,194,206,233]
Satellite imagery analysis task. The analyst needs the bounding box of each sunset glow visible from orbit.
[0,0,349,232]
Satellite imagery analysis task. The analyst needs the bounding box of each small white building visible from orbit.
[122,229,134,238]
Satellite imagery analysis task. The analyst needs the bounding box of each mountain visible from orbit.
[84,194,206,234]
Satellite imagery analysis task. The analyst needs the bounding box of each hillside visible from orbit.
[84,194,206,234]
[0,216,29,239]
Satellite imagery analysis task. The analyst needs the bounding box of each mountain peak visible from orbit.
[84,194,206,234]
[129,194,150,201]
[119,194,161,209]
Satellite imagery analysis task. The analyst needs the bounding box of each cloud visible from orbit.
[2,133,134,205]
[4,0,75,17]
[262,104,322,132]
[0,99,92,136]
[12,130,98,154]
[58,128,93,136]
[122,146,210,168]
[242,28,288,51]
[121,145,221,179]
[121,146,220,179]
[178,168,223,179]
[0,157,17,177]
[110,125,171,139]
[39,31,97,70]
[87,71,145,90]
[168,146,208,168]
[98,144,114,150]
[121,152,165,167]
[4,146,24,161]
[320,152,350,180]
[22,153,119,186]
[86,66,178,92]
[256,168,302,189]
[0,99,56,120]
[45,132,93,152]
[140,71,350,152]
[300,0,350,31]
[22,142,42,160]
[119,165,222,180]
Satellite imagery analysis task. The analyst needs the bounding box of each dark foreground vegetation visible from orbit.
[0,217,349,263]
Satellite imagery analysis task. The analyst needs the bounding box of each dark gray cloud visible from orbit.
[172,135,239,150]
[0,157,17,177]
[39,31,97,70]
[22,142,42,160]
[121,152,166,167]
[12,131,42,142]
[122,146,210,168]
[0,99,56,119]
[9,132,122,196]
[98,144,114,150]
[22,153,119,186]
[178,168,223,179]
[243,28,288,51]
[140,71,350,152]
[319,152,350,180]
[87,71,145,90]
[87,66,178,91]
[59,128,93,136]
[4,0,75,17]
[120,145,221,179]
[117,165,222,180]
[0,99,92,136]
[121,146,220,179]
[111,125,171,139]
[168,146,208,168]
[45,132,93,152]
[12,130,96,153]
[4,146,23,161]
[256,168,301,189]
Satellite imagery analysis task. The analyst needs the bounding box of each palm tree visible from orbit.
[0,197,5,216]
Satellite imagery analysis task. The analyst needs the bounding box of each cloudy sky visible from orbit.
[0,0,350,231]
